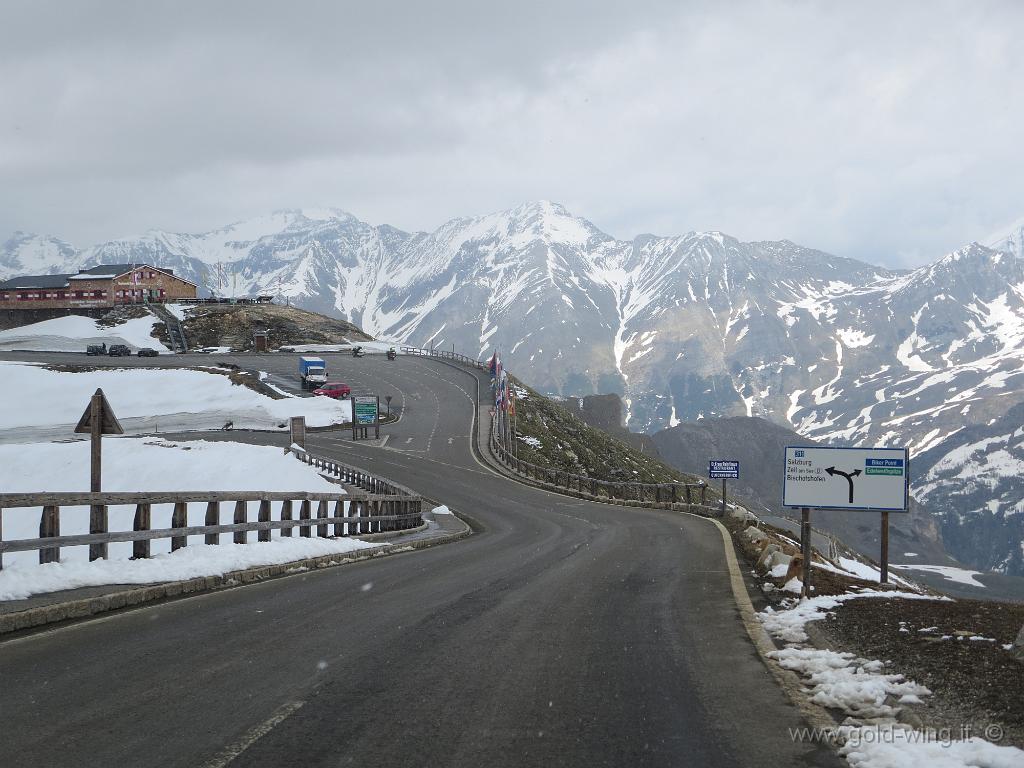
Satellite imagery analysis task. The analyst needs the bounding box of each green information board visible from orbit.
[354,396,378,425]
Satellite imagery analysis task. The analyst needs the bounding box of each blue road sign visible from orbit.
[709,460,740,479]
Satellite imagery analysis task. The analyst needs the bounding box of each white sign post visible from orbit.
[709,460,739,518]
[783,446,909,594]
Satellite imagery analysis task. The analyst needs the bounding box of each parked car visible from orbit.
[108,344,131,357]
[312,382,351,399]
[86,344,107,356]
[137,347,160,357]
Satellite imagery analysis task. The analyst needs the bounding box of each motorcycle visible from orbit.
[352,346,365,358]
[386,348,397,360]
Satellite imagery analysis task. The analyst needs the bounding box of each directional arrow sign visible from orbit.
[824,465,863,503]
[783,446,908,511]
[74,388,124,435]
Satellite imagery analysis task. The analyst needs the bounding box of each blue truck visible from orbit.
[298,356,328,390]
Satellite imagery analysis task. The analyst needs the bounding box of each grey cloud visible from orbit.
[0,0,1021,267]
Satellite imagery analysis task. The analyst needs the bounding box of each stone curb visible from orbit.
[0,516,471,637]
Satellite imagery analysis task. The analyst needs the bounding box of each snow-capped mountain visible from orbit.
[7,204,1023,451]
[1,232,78,277]
[7,202,1024,575]
[913,401,1024,574]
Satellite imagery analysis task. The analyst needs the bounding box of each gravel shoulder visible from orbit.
[814,596,1024,748]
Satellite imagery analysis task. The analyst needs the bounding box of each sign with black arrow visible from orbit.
[783,446,908,511]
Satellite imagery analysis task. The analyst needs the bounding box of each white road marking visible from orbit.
[405,437,413,444]
[200,700,305,768]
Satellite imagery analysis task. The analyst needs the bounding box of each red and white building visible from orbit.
[0,264,197,310]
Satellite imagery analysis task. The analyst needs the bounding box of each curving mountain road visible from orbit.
[0,354,839,767]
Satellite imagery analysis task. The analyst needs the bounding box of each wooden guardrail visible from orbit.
[488,421,708,507]
[397,344,712,511]
[399,346,487,370]
[0,451,422,569]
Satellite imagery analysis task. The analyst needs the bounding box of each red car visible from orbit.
[312,382,351,399]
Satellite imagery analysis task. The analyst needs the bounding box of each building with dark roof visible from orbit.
[0,264,197,310]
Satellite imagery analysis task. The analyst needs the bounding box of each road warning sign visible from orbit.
[782,446,908,512]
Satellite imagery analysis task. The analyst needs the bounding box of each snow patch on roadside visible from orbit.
[0,361,350,437]
[0,314,171,352]
[0,538,378,601]
[758,591,1022,767]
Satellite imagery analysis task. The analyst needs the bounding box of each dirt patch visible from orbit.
[95,305,152,328]
[179,304,371,351]
[818,597,1024,747]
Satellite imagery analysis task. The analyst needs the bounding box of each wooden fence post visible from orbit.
[299,499,311,537]
[205,501,219,545]
[133,502,151,559]
[171,501,187,551]
[233,500,247,544]
[281,500,293,537]
[89,503,108,561]
[40,505,60,563]
[258,499,271,542]
[333,500,345,536]
[316,500,329,538]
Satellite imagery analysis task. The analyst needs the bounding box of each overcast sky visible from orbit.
[1,0,1021,267]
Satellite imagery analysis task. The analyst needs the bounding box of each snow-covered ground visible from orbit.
[165,303,191,321]
[280,341,400,354]
[0,361,351,440]
[759,592,1023,767]
[0,437,377,597]
[0,314,171,353]
[890,563,987,588]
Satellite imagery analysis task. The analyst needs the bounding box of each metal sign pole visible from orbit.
[880,511,889,584]
[721,478,726,517]
[375,396,380,440]
[801,507,812,599]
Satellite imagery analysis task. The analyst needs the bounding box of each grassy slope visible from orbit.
[163,303,372,351]
[506,379,707,487]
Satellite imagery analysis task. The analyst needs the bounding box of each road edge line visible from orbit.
[0,515,472,639]
[419,357,838,731]
[691,511,839,732]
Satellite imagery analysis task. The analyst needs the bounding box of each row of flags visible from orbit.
[488,351,516,416]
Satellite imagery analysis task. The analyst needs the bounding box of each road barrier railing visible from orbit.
[0,452,422,569]
[399,346,487,370]
[397,345,715,513]
[488,419,710,510]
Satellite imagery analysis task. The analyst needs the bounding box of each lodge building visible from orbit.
[0,264,197,310]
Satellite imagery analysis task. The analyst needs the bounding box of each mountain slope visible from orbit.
[7,204,1022,449]
[7,203,1024,575]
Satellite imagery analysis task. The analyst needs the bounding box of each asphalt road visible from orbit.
[0,353,839,767]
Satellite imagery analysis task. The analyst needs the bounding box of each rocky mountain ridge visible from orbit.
[6,204,1024,575]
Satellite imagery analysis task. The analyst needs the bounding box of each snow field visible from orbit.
[0,438,378,597]
[0,361,351,436]
[0,314,171,352]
